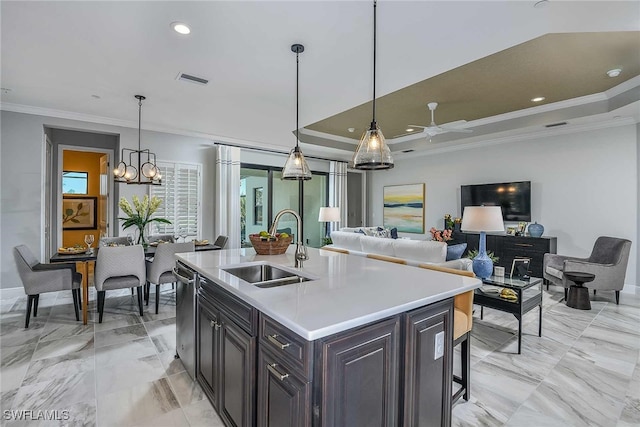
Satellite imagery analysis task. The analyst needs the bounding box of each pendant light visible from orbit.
[352,0,394,170]
[113,95,162,185]
[282,44,312,180]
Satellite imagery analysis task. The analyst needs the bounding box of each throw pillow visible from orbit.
[446,243,467,261]
[355,229,366,235]
[390,227,398,239]
[374,226,391,238]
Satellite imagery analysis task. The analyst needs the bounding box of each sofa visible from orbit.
[327,230,472,271]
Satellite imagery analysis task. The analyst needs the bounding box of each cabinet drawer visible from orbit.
[260,315,313,379]
[501,238,549,254]
[199,277,258,336]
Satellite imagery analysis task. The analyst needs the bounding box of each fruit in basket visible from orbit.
[279,232,289,239]
[259,230,270,238]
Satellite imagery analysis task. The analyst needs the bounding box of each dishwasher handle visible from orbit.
[173,267,195,285]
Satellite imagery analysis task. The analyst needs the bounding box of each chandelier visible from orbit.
[113,95,162,185]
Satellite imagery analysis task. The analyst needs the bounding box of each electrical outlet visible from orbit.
[434,331,444,360]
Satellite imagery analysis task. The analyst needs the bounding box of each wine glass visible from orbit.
[84,234,95,254]
[178,228,188,243]
[126,233,135,246]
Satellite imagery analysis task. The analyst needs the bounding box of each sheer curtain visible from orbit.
[215,145,241,249]
[329,161,348,232]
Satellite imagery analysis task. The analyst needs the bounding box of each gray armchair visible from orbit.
[94,245,146,322]
[99,236,131,247]
[13,245,82,328]
[543,236,631,304]
[145,242,195,314]
[214,235,228,249]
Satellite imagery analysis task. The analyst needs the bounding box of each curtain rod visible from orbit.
[213,142,347,164]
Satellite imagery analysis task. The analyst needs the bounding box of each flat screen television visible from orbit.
[461,181,531,222]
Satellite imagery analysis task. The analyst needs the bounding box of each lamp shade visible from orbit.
[461,206,504,232]
[318,207,340,222]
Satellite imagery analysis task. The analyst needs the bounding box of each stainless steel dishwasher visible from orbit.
[174,260,198,380]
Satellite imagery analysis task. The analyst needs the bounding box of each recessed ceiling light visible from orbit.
[171,22,191,35]
[405,128,414,132]
[347,127,355,133]
[606,68,622,78]
[531,97,546,102]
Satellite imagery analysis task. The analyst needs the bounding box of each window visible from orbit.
[62,171,88,194]
[150,162,201,239]
[253,187,263,225]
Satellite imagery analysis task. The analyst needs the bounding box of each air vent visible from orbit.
[176,72,209,85]
[545,121,567,128]
[402,149,415,153]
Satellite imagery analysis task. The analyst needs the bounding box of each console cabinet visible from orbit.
[451,232,557,277]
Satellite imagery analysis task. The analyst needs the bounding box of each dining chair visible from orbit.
[149,234,175,244]
[418,263,475,404]
[94,245,146,322]
[214,235,229,249]
[99,236,132,247]
[146,242,195,314]
[13,245,82,328]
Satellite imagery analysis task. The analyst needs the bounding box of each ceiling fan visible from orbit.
[402,102,473,139]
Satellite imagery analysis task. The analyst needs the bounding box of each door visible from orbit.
[219,314,256,427]
[99,154,109,237]
[257,346,311,427]
[321,317,400,427]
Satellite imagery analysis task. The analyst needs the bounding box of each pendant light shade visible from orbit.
[282,43,312,181]
[352,0,394,170]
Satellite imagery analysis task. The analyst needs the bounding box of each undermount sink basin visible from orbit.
[222,264,313,288]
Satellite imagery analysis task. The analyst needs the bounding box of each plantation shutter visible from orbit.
[150,162,201,239]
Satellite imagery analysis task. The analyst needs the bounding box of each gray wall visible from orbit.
[1,110,215,289]
[367,123,638,287]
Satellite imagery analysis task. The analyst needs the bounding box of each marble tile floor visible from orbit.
[1,284,638,426]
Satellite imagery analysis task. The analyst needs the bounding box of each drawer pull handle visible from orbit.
[210,320,220,330]
[267,363,289,381]
[515,243,534,247]
[268,334,291,350]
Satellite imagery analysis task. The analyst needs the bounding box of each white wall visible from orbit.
[367,124,638,286]
[1,110,215,288]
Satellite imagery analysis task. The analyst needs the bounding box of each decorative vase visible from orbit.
[136,226,148,247]
[472,231,494,279]
[528,222,544,238]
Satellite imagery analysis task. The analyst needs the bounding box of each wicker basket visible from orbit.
[249,235,293,255]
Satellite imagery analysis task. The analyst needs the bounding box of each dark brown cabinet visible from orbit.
[451,232,557,277]
[320,316,401,427]
[197,278,258,427]
[403,299,453,427]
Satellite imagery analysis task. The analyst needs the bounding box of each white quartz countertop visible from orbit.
[176,247,481,341]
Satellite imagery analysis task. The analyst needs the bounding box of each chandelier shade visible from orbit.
[114,95,162,185]
[352,0,393,170]
[282,43,312,181]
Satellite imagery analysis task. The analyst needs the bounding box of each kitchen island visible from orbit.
[176,247,481,427]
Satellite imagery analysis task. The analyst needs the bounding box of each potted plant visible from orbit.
[119,195,171,247]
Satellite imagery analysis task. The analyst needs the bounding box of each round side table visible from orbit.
[564,271,595,310]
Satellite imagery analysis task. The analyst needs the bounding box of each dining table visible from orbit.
[50,243,221,324]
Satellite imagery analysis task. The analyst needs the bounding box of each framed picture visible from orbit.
[62,197,97,230]
[383,183,425,233]
[253,187,263,225]
[510,258,531,279]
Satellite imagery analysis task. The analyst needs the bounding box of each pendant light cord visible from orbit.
[296,49,300,148]
[372,0,377,125]
[138,97,142,151]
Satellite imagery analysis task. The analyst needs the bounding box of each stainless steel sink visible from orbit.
[222,264,312,288]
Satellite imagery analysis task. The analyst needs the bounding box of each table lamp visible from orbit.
[461,206,504,279]
[318,207,341,244]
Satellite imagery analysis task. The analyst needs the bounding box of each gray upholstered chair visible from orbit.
[543,236,632,304]
[149,234,175,244]
[94,245,146,322]
[13,245,82,328]
[214,235,228,249]
[145,242,195,313]
[99,236,131,247]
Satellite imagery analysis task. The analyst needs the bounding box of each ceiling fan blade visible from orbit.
[407,125,429,129]
[444,128,473,134]
[440,119,468,127]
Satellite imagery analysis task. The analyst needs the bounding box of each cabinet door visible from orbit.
[403,299,453,427]
[197,301,220,407]
[257,347,311,427]
[321,316,400,427]
[219,315,256,427]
